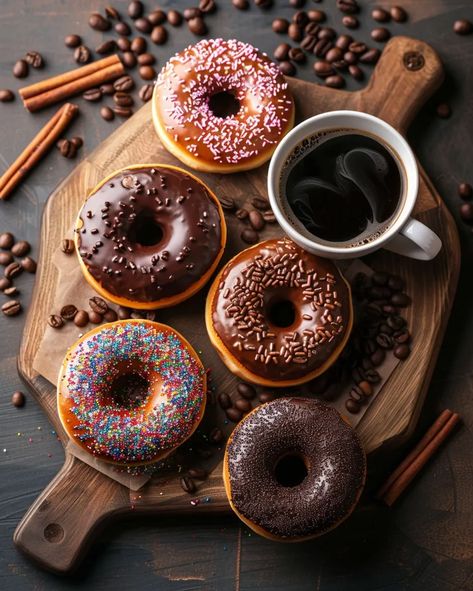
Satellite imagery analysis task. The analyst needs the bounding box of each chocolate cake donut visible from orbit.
[224,397,366,541]
[205,238,353,386]
[75,164,226,309]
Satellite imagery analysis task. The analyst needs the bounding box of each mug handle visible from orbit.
[383,217,442,260]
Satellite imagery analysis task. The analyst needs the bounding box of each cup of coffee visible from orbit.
[267,110,442,260]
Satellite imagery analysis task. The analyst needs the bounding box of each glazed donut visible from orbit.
[205,238,353,387]
[75,164,226,310]
[152,38,295,174]
[224,397,366,541]
[57,320,206,465]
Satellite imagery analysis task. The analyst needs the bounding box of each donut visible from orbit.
[224,397,366,541]
[205,238,353,387]
[152,38,295,174]
[57,319,206,465]
[75,164,226,310]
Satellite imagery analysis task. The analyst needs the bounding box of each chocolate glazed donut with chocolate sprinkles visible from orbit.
[75,165,226,310]
[224,398,366,541]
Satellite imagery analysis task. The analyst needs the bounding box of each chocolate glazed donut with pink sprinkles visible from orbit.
[152,38,295,173]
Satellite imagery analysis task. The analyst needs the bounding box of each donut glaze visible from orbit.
[206,238,353,386]
[224,398,366,540]
[57,320,206,465]
[152,38,295,173]
[75,165,226,309]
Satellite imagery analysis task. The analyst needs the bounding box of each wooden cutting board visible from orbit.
[14,37,460,574]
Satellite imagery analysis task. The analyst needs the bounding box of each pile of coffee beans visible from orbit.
[457,181,473,224]
[0,233,36,318]
[217,382,277,423]
[218,194,276,245]
[56,136,83,159]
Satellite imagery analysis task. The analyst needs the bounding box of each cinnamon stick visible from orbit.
[377,410,460,506]
[19,56,124,112]
[0,103,79,201]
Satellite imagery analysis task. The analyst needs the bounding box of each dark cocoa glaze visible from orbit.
[211,238,351,381]
[226,397,366,539]
[77,167,222,303]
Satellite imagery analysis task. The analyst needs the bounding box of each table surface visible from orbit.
[1,1,473,589]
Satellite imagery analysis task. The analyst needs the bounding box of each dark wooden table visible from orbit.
[1,1,472,589]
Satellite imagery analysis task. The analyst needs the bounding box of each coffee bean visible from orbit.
[105,5,120,20]
[48,314,64,328]
[459,203,473,222]
[258,391,275,403]
[359,48,381,64]
[358,380,373,397]
[454,19,472,35]
[71,137,83,149]
[345,398,360,413]
[376,333,394,349]
[350,389,363,403]
[3,286,18,296]
[74,46,91,64]
[147,10,165,26]
[0,277,11,291]
[289,0,304,6]
[305,21,320,36]
[117,306,131,319]
[131,36,147,54]
[347,64,363,80]
[114,91,134,107]
[394,329,410,344]
[74,310,89,327]
[326,75,345,88]
[65,34,81,48]
[151,25,168,44]
[89,311,103,324]
[372,8,390,23]
[89,296,109,315]
[180,476,196,494]
[365,368,382,384]
[262,211,276,223]
[236,208,249,220]
[289,47,306,63]
[313,60,334,77]
[255,0,273,8]
[279,60,296,76]
[209,427,224,445]
[199,0,216,13]
[57,139,76,158]
[334,35,352,51]
[96,40,117,55]
[274,43,291,62]
[188,17,207,36]
[121,51,137,68]
[219,196,236,211]
[4,262,22,279]
[372,271,388,286]
[337,0,359,14]
[100,106,115,121]
[139,84,153,102]
[61,304,78,320]
[249,210,265,231]
[391,6,407,22]
[13,60,28,78]
[115,21,131,36]
[292,11,309,28]
[251,197,270,211]
[241,228,259,244]
[326,47,343,63]
[114,75,135,91]
[235,398,252,412]
[12,391,25,407]
[436,103,451,118]
[458,182,472,200]
[370,348,385,366]
[218,392,232,410]
[0,252,13,266]
[137,53,156,66]
[394,344,410,360]
[89,12,111,31]
[188,467,207,480]
[83,88,102,102]
[0,233,14,250]
[116,35,130,50]
[237,382,256,400]
[349,41,367,54]
[343,15,359,29]
[391,292,411,307]
[226,407,243,423]
[314,39,332,58]
[318,26,336,41]
[273,18,289,34]
[287,23,302,42]
[371,27,390,42]
[10,240,30,257]
[387,275,404,291]
[301,35,317,52]
[135,17,152,34]
[25,51,44,68]
[165,9,182,27]
[103,308,118,322]
[0,89,14,102]
[2,300,21,317]
[128,0,143,19]
[113,106,133,118]
[139,65,156,80]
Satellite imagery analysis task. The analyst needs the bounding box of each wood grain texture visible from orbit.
[11,36,460,574]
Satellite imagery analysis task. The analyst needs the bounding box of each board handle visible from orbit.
[13,453,130,574]
[359,36,444,133]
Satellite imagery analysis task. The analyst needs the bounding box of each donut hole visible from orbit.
[274,452,308,487]
[266,298,296,328]
[128,211,163,247]
[109,372,150,409]
[208,90,241,118]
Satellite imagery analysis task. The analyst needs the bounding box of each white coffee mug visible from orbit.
[267,110,442,260]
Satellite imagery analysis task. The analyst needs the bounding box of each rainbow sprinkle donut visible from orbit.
[57,320,206,465]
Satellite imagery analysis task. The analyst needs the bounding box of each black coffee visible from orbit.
[285,131,402,244]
